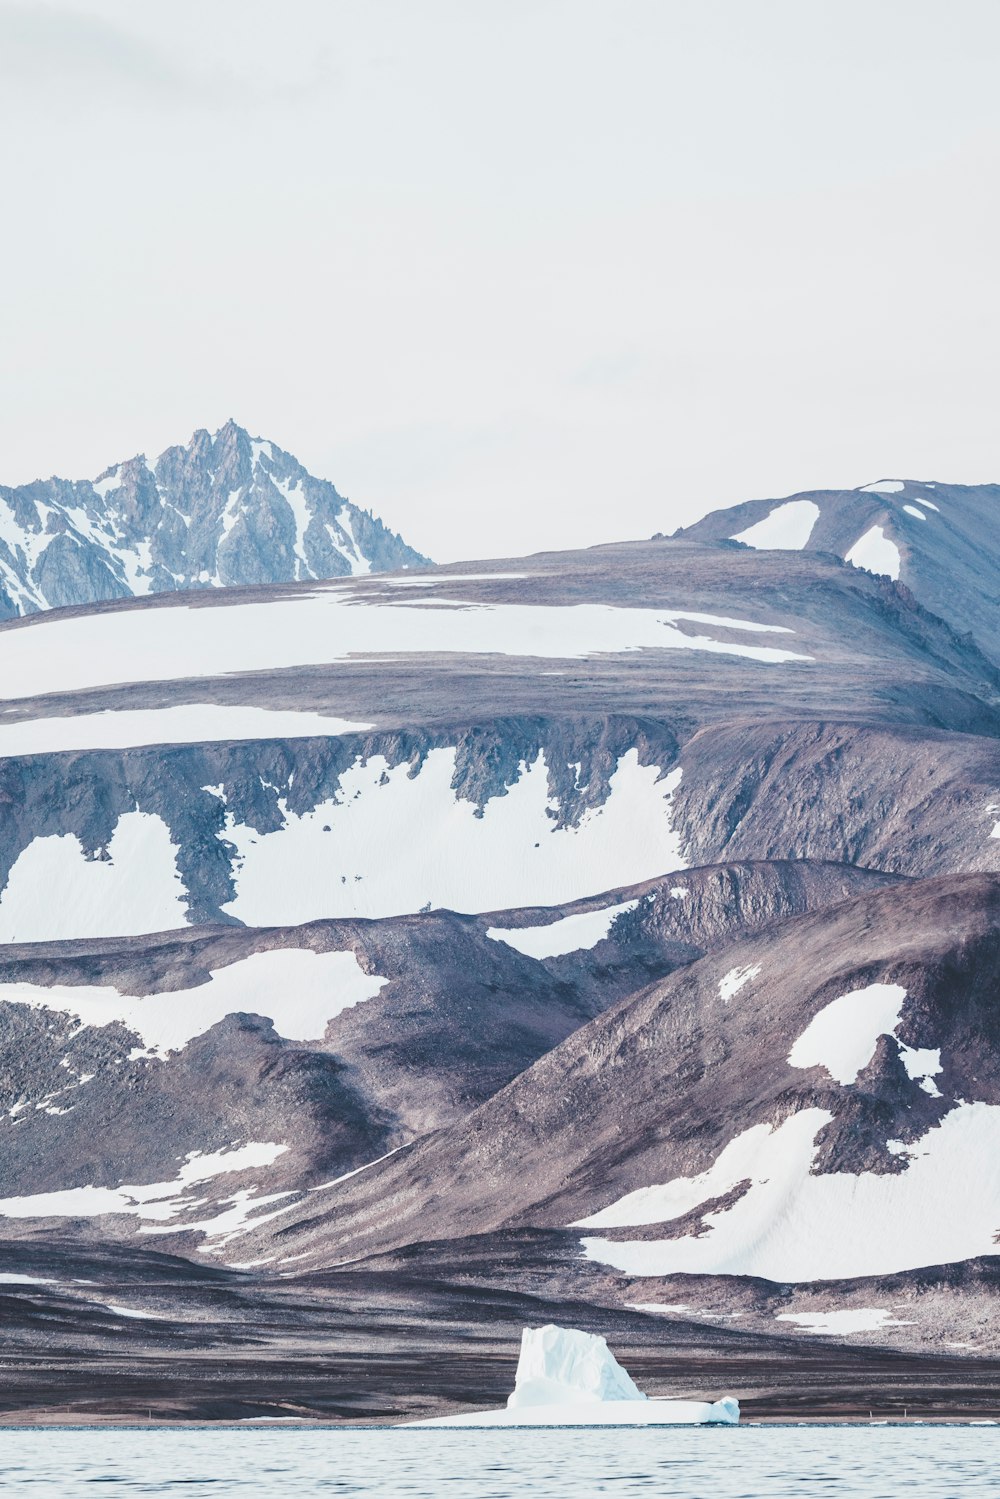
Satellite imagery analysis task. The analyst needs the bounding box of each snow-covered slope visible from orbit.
[0,419,428,615]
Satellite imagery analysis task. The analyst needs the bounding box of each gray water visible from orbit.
[0,1426,997,1497]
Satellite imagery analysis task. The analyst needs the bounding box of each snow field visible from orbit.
[0,812,188,943]
[0,705,373,757]
[0,593,810,704]
[0,947,388,1056]
[219,751,687,924]
[575,1101,1000,1280]
[0,750,688,939]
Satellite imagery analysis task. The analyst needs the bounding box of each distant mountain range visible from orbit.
[0,419,428,615]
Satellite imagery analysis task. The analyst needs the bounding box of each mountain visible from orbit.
[1,477,1000,1421]
[672,479,1000,665]
[0,419,428,615]
[0,859,897,1240]
[0,541,996,942]
[238,874,1000,1355]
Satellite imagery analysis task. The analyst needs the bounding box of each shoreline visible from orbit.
[1,1415,998,1429]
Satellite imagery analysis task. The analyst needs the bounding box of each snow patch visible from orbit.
[335,508,372,576]
[487,899,639,960]
[776,1308,914,1335]
[0,947,387,1056]
[151,1189,297,1252]
[902,505,926,520]
[273,476,313,581]
[845,526,901,580]
[0,1142,288,1225]
[0,812,188,943]
[731,500,819,551]
[718,964,761,1004]
[860,481,905,494]
[788,983,908,1085]
[0,705,373,758]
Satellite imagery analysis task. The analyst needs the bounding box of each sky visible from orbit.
[2,0,999,563]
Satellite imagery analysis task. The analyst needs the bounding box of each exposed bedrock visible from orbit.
[672,720,1000,877]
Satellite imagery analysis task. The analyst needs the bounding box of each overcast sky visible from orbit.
[2,0,999,561]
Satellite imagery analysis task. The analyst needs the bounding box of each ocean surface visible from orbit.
[0,1426,997,1497]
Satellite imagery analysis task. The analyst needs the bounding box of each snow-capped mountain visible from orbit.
[0,419,428,615]
[673,479,1000,665]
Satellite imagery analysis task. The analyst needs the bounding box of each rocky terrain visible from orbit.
[0,475,998,1421]
[0,419,428,615]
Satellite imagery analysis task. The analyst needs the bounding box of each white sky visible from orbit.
[1,0,999,562]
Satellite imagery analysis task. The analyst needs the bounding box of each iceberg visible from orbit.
[403,1324,740,1426]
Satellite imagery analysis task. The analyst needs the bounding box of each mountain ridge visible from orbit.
[672,478,1000,665]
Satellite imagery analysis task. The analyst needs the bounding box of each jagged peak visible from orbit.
[0,422,429,617]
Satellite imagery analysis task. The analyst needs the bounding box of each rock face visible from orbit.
[0,419,428,615]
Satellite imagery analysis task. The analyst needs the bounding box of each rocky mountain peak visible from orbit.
[0,423,429,619]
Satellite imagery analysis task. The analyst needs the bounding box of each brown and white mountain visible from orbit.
[239,873,1000,1357]
[0,541,996,944]
[0,860,897,1260]
[0,477,999,1419]
[0,419,428,615]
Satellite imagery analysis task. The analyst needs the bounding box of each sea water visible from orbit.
[0,1425,996,1497]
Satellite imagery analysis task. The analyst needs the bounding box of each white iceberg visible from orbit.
[402,1324,740,1426]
